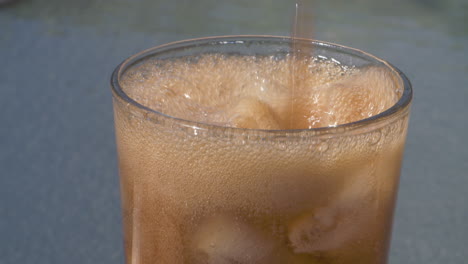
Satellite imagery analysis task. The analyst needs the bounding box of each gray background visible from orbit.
[1,0,467,263]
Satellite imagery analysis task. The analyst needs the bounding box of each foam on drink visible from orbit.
[121,54,400,129]
[114,52,408,264]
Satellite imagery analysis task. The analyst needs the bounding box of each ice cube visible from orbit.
[288,167,374,253]
[228,98,281,129]
[190,215,275,264]
[288,208,353,253]
[333,66,398,124]
[134,208,184,263]
[296,66,400,128]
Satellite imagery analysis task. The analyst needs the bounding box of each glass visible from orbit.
[110,36,412,264]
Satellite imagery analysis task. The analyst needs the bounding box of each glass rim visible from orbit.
[111,35,412,136]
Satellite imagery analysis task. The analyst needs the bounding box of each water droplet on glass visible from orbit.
[368,130,382,145]
[318,141,329,152]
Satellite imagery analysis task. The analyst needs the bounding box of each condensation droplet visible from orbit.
[399,121,406,134]
[368,130,382,145]
[308,141,317,151]
[318,141,329,152]
[380,127,389,137]
[277,142,287,150]
[232,134,249,145]
[348,137,358,148]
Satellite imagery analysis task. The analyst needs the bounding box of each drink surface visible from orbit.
[120,54,401,129]
[113,53,409,264]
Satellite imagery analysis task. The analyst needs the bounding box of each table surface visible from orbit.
[1,0,467,263]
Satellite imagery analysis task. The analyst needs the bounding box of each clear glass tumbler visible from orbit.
[110,36,412,264]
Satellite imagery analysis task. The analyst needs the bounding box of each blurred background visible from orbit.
[0,0,467,263]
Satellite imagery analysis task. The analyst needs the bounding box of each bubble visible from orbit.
[120,54,400,130]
